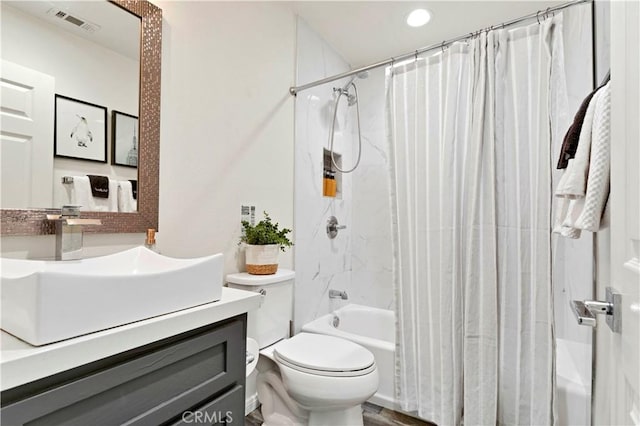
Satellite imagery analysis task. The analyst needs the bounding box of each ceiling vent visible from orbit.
[46,8,101,33]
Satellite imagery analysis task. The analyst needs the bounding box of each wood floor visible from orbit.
[245,402,435,426]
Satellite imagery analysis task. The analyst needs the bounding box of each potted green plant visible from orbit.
[240,211,293,275]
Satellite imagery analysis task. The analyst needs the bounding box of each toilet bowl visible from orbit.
[225,269,378,424]
[257,333,379,426]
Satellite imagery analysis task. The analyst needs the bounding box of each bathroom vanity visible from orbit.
[0,287,260,425]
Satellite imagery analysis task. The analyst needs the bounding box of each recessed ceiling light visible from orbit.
[406,9,431,27]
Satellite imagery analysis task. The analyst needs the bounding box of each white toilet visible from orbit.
[226,270,379,426]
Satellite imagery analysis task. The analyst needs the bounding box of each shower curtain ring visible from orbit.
[537,10,541,24]
[441,41,445,52]
[415,50,419,61]
[545,7,551,19]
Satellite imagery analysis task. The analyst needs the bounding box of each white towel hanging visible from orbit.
[575,83,611,231]
[554,82,611,238]
[68,176,118,212]
[68,176,93,211]
[555,87,603,199]
[118,181,137,212]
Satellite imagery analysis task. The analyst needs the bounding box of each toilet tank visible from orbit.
[226,269,294,349]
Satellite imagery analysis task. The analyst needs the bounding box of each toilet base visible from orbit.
[308,405,363,426]
[258,369,309,425]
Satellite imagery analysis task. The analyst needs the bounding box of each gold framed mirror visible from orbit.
[0,0,161,236]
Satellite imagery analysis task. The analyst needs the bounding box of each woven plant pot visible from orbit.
[245,244,280,275]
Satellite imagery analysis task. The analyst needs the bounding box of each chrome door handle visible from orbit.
[571,300,596,327]
[572,287,621,333]
[583,300,612,314]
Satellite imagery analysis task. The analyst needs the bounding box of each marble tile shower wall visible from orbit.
[294,19,353,330]
[294,20,394,330]
[351,68,394,310]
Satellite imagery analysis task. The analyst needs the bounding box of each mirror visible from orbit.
[2,1,139,212]
[2,0,162,235]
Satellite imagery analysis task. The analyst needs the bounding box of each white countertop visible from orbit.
[0,287,260,392]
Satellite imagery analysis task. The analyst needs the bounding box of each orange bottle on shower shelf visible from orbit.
[327,171,337,197]
[323,170,330,197]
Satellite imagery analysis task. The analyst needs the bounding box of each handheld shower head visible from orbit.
[329,71,366,173]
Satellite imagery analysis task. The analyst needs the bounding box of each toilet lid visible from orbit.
[273,333,375,375]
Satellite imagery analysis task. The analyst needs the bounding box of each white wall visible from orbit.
[155,1,295,274]
[351,67,394,311]
[292,20,395,328]
[1,4,139,209]
[551,4,595,348]
[293,19,353,329]
[1,2,296,271]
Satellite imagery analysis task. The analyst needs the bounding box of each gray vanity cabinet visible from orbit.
[0,315,247,426]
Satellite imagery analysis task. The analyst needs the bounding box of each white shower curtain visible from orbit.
[387,16,567,426]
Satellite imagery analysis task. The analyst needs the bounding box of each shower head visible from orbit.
[339,71,369,106]
[342,70,369,90]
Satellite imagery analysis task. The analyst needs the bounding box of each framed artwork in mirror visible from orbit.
[111,111,139,168]
[54,94,107,163]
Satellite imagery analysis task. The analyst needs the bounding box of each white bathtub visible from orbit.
[303,305,588,422]
[302,304,398,410]
[555,338,591,426]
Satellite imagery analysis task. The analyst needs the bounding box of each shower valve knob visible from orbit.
[326,216,346,239]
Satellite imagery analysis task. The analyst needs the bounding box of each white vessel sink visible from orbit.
[1,247,224,346]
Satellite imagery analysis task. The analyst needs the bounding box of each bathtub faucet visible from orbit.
[329,289,348,300]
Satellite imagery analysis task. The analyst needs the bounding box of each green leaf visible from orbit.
[239,211,293,251]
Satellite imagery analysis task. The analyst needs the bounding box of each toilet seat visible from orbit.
[273,333,375,377]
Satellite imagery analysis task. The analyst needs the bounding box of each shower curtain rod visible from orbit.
[289,0,591,96]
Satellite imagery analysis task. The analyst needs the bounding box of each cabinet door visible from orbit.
[171,385,244,426]
[1,317,246,426]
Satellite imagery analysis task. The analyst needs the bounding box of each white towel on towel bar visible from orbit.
[555,87,603,199]
[574,83,611,231]
[67,176,92,211]
[554,82,610,238]
[68,176,118,212]
[118,181,137,212]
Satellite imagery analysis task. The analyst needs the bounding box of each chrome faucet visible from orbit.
[329,289,348,300]
[48,205,101,260]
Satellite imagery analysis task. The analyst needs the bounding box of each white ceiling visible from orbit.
[287,1,565,68]
[4,0,140,60]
